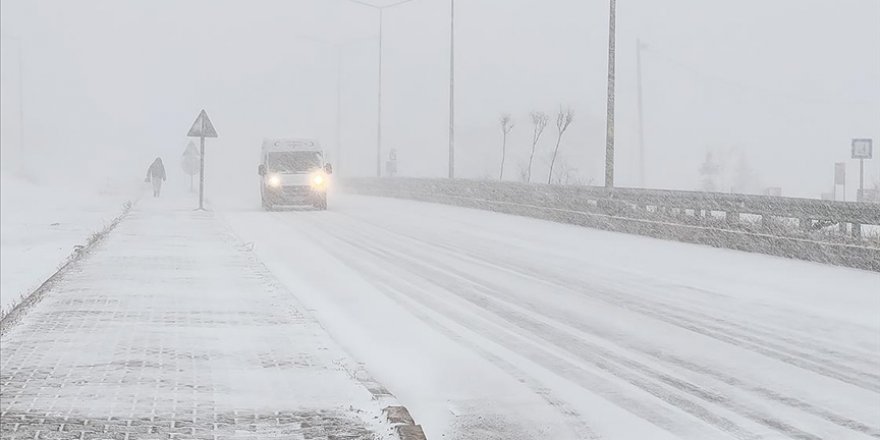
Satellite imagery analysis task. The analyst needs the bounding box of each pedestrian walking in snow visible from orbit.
[146,157,167,197]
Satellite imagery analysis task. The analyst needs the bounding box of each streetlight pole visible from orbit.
[604,0,617,189]
[636,38,645,188]
[343,0,419,177]
[377,8,384,177]
[290,32,375,177]
[2,33,25,173]
[448,0,455,179]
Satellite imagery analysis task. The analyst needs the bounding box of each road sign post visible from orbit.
[834,162,846,201]
[181,141,200,192]
[386,148,398,177]
[851,138,873,202]
[186,109,217,210]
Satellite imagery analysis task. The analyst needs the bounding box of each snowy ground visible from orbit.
[221,193,880,440]
[0,191,395,439]
[0,174,140,314]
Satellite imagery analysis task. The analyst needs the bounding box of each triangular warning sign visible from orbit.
[187,109,217,138]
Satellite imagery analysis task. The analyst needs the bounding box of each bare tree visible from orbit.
[548,152,577,185]
[526,111,548,183]
[547,107,574,184]
[699,151,719,191]
[499,114,514,180]
[518,162,530,182]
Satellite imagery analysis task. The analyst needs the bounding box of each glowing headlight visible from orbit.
[311,173,326,186]
[267,174,282,188]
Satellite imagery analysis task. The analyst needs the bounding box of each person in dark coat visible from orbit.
[146,157,167,197]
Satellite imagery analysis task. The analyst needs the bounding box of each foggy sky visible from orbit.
[1,0,878,199]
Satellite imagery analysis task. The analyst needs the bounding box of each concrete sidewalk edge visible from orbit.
[216,210,429,439]
[339,363,428,440]
[383,406,428,440]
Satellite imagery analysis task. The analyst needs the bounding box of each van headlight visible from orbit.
[311,173,326,187]
[267,174,282,188]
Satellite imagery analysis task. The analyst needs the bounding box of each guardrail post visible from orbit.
[726,211,739,226]
[800,218,811,231]
[838,222,847,235]
[852,223,862,239]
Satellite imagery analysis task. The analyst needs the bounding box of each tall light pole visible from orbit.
[1,33,25,173]
[448,0,455,179]
[344,0,418,177]
[291,33,375,177]
[377,8,385,177]
[604,0,616,189]
[636,38,646,188]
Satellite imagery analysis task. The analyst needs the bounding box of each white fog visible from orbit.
[1,1,878,440]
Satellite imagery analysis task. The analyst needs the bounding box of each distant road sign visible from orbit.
[181,151,200,176]
[852,138,872,159]
[187,109,217,138]
[763,187,782,197]
[183,141,199,158]
[834,163,846,185]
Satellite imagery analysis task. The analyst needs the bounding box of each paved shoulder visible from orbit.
[1,198,392,439]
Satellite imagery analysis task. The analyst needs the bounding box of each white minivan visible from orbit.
[257,138,332,210]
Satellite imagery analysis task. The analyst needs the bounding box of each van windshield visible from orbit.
[267,151,322,173]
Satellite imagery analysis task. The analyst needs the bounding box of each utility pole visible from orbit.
[290,32,375,177]
[448,0,456,179]
[604,0,617,189]
[636,38,646,188]
[342,0,423,177]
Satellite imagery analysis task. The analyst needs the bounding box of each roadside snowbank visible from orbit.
[0,173,140,314]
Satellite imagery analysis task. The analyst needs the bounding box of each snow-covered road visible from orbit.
[223,194,880,440]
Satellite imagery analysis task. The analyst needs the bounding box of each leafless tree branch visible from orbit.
[548,107,574,184]
[499,114,514,180]
[527,111,548,183]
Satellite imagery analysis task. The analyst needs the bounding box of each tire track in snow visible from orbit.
[343,212,880,394]
[325,212,879,439]
[265,212,726,439]
[283,213,763,440]
[658,283,880,365]
[319,223,830,440]
[263,212,601,439]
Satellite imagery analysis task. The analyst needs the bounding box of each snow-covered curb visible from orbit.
[384,406,428,440]
[341,363,428,439]
[216,209,429,440]
[0,201,134,335]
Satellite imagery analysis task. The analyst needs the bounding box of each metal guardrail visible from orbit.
[341,178,880,271]
[344,177,880,226]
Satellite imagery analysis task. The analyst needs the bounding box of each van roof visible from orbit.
[262,138,322,152]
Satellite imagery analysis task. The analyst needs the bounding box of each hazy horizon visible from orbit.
[2,0,878,200]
